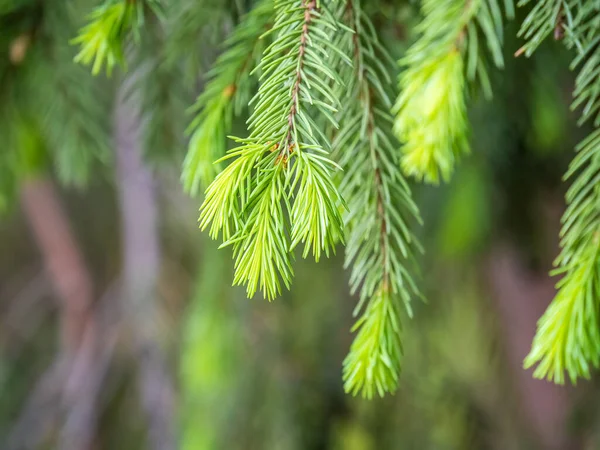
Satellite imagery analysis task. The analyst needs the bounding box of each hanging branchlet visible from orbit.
[525,130,600,384]
[333,0,422,398]
[0,0,112,189]
[182,0,274,195]
[72,0,162,75]
[199,0,348,301]
[522,4,600,383]
[393,0,514,184]
[43,0,112,186]
[516,0,576,57]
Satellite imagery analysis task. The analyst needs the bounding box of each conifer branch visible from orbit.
[516,0,576,57]
[137,20,187,162]
[182,0,274,195]
[393,0,514,184]
[525,130,600,384]
[199,0,346,301]
[163,0,228,81]
[72,0,161,75]
[335,0,422,398]
[523,5,600,383]
[44,0,112,186]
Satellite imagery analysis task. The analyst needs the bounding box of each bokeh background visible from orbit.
[2,1,600,449]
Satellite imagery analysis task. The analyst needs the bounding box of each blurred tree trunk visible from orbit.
[486,199,582,450]
[487,245,575,450]
[20,177,93,355]
[19,177,101,450]
[114,82,177,450]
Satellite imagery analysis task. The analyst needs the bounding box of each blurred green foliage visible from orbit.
[2,0,600,449]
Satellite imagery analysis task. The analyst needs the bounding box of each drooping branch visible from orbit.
[199,0,346,300]
[336,0,421,398]
[393,0,514,183]
[183,0,274,193]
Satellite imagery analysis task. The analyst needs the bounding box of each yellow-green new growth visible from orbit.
[198,0,347,300]
[184,89,233,195]
[183,0,274,194]
[72,0,160,75]
[395,51,467,184]
[520,2,600,384]
[230,160,291,301]
[344,286,404,398]
[524,242,600,383]
[72,2,135,75]
[524,130,600,383]
[393,0,474,184]
[394,0,514,184]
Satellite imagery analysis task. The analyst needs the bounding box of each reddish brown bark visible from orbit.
[486,199,583,450]
[20,177,93,355]
[19,176,101,450]
[487,245,577,449]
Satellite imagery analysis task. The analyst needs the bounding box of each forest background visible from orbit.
[0,0,597,449]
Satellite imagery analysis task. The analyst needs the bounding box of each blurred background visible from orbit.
[2,1,600,449]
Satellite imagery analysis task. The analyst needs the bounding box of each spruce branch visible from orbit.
[199,0,347,300]
[42,0,112,186]
[524,5,600,383]
[72,0,161,75]
[44,59,111,185]
[525,129,600,383]
[516,0,576,57]
[163,0,228,81]
[393,0,514,184]
[182,0,274,195]
[135,13,188,162]
[335,0,422,398]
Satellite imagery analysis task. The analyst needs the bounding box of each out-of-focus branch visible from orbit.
[114,79,177,450]
[18,176,103,450]
[60,283,120,450]
[5,359,66,450]
[5,284,119,450]
[486,199,582,450]
[20,178,94,355]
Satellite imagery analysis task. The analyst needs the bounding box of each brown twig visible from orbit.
[346,0,391,291]
[281,0,317,159]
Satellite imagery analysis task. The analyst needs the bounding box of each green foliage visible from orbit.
[0,0,33,15]
[199,0,348,300]
[344,287,405,399]
[4,109,47,179]
[0,85,47,210]
[395,48,467,184]
[516,0,575,56]
[180,242,244,450]
[135,14,189,162]
[72,0,161,75]
[0,0,111,191]
[393,0,514,184]
[163,0,228,83]
[522,1,600,383]
[43,0,112,185]
[34,0,600,398]
[0,82,31,211]
[182,0,273,194]
[438,164,491,258]
[334,0,422,398]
